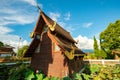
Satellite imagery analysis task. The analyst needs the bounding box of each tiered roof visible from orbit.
[24,11,85,59]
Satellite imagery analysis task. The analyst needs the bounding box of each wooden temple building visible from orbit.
[24,11,85,78]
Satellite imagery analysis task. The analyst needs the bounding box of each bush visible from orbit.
[0,63,120,80]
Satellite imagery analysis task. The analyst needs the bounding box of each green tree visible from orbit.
[17,45,28,58]
[100,20,120,58]
[0,41,4,46]
[99,49,107,59]
[94,36,99,54]
[93,36,100,58]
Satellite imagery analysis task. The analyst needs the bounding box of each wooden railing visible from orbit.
[84,59,120,65]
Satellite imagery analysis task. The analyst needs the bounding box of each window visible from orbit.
[35,44,40,53]
[43,27,48,33]
[35,34,40,39]
[43,25,48,33]
[54,43,60,52]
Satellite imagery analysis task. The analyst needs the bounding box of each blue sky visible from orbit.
[0,0,120,51]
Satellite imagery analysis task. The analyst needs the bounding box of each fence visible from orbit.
[0,60,120,66]
[84,59,120,65]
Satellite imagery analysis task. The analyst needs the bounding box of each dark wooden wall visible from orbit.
[31,33,68,78]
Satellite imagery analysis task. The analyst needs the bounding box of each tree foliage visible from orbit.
[99,49,107,59]
[93,36,107,59]
[0,41,4,46]
[100,20,120,58]
[93,36,99,57]
[17,45,28,58]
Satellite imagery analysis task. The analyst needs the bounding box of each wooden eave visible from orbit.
[48,32,85,55]
[53,35,84,55]
[0,47,14,53]
[0,52,13,54]
[33,13,45,35]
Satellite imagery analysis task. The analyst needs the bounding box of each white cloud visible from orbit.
[58,22,66,27]
[0,21,16,26]
[0,0,38,52]
[58,22,75,33]
[0,34,29,52]
[83,22,93,28]
[66,26,75,32]
[49,12,75,33]
[0,8,37,26]
[0,10,36,26]
[49,12,60,22]
[0,0,40,26]
[0,26,13,34]
[68,27,74,31]
[3,15,35,25]
[94,33,100,39]
[64,12,71,21]
[74,35,94,50]
[0,8,35,51]
[22,0,43,8]
[0,8,17,14]
[23,0,37,6]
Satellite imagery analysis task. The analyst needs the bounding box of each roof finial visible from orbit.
[36,1,42,12]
